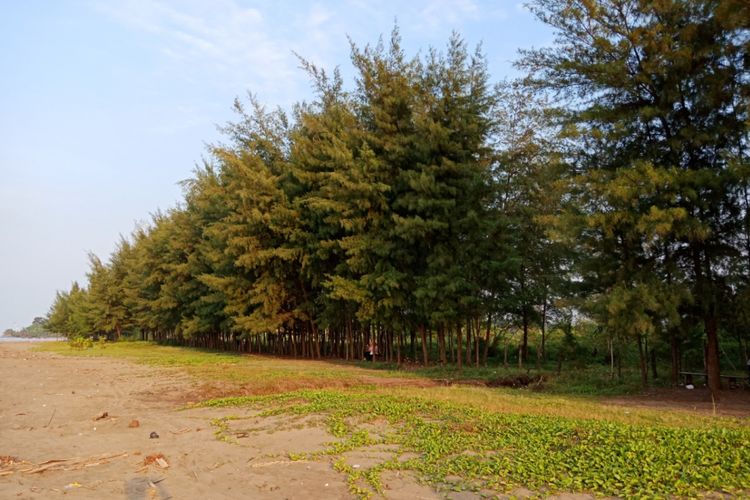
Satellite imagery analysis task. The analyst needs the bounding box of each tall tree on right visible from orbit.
[520,0,749,394]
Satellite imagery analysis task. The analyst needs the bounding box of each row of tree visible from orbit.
[47,1,749,393]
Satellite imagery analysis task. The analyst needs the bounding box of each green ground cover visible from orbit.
[201,390,750,498]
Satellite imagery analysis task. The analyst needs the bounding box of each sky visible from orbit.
[0,0,554,331]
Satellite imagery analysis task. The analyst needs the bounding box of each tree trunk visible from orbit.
[518,343,523,369]
[438,324,446,365]
[705,314,721,396]
[456,323,463,371]
[670,328,680,386]
[346,319,353,361]
[419,324,429,366]
[465,319,472,366]
[694,244,721,398]
[637,334,648,388]
[311,321,321,360]
[521,307,529,364]
[396,330,402,366]
[410,329,416,361]
[482,314,491,367]
[503,337,509,368]
[474,316,480,368]
[538,296,547,368]
[449,325,454,364]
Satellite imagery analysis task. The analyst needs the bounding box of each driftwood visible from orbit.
[17,452,129,474]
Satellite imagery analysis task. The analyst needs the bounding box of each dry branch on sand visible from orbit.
[0,452,131,475]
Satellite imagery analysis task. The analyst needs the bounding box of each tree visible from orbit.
[521,0,750,394]
[492,82,569,366]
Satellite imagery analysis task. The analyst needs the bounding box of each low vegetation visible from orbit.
[200,390,750,498]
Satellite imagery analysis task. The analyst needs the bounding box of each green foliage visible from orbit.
[68,336,94,350]
[521,0,750,390]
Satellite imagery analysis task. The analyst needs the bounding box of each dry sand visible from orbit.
[0,342,443,499]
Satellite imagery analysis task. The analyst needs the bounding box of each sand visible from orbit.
[0,342,444,499]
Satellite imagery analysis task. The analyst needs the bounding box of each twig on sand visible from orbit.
[250,460,310,468]
[22,452,129,474]
[45,409,56,428]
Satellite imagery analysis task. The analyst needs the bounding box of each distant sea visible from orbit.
[0,336,65,342]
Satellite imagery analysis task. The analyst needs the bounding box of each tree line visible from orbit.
[47,1,749,393]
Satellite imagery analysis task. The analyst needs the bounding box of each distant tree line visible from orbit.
[3,317,56,338]
[47,1,749,393]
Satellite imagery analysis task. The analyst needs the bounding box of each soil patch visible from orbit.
[486,374,545,389]
[605,386,750,418]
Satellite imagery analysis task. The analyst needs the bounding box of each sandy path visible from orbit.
[0,343,441,499]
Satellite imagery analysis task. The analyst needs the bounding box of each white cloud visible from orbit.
[418,0,480,33]
[95,0,300,102]
[92,0,521,106]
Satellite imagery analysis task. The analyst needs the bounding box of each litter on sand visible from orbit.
[137,453,169,473]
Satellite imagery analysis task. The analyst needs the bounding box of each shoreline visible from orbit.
[0,337,65,342]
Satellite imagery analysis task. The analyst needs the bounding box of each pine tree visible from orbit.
[521,0,750,394]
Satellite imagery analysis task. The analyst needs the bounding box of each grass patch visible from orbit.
[36,341,746,428]
[34,341,406,394]
[34,340,242,365]
[368,361,662,395]
[34,341,654,396]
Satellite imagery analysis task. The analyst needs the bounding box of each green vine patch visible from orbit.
[200,389,750,498]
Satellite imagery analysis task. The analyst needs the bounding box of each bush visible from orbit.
[68,336,94,350]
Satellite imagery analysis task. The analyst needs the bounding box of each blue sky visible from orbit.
[0,0,553,331]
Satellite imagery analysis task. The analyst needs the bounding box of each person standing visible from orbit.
[366,340,378,362]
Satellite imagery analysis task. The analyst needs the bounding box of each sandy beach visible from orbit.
[0,342,442,499]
